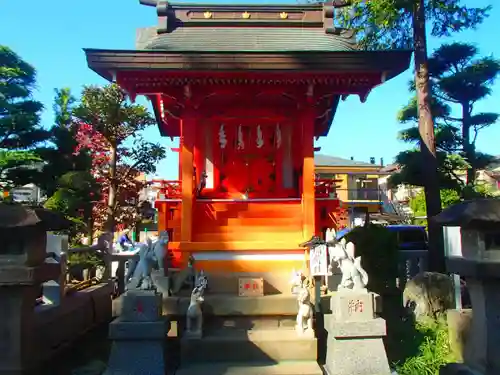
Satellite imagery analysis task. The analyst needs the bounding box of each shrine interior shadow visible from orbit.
[33,322,111,375]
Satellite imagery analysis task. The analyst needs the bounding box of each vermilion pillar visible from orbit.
[180,107,196,248]
[301,102,316,241]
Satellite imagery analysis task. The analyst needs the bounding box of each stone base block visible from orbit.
[330,291,379,321]
[103,340,164,375]
[108,319,168,340]
[325,337,391,375]
[324,316,386,337]
[324,316,390,375]
[184,329,203,339]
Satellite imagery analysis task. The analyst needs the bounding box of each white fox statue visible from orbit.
[327,229,369,292]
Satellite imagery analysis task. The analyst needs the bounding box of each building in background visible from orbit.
[378,156,500,221]
[314,154,405,226]
[10,183,43,204]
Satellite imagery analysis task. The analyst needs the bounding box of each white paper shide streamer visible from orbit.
[237,125,245,150]
[256,125,264,149]
[219,124,227,149]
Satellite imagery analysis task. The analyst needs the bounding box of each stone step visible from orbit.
[175,361,322,375]
[205,316,296,331]
[181,328,317,363]
[162,294,299,316]
[159,271,304,296]
[193,232,304,243]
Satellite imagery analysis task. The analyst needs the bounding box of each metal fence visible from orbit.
[397,250,428,289]
[334,188,382,201]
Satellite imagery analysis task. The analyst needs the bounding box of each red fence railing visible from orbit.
[151,180,182,199]
[315,178,341,198]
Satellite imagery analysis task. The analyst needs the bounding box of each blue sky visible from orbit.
[1,0,498,179]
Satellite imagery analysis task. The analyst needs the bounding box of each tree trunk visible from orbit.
[462,102,475,186]
[364,209,370,227]
[105,144,118,233]
[87,213,94,244]
[413,0,444,273]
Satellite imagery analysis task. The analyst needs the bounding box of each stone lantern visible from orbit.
[432,199,500,375]
[0,204,72,375]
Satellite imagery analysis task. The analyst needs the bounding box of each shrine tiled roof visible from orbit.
[84,2,413,138]
[136,26,357,53]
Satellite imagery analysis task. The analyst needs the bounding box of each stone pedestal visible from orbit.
[0,283,38,375]
[446,258,500,375]
[104,290,168,375]
[324,291,391,375]
[0,262,59,375]
[464,278,500,375]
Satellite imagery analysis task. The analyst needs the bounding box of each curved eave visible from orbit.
[83,48,412,79]
[83,48,411,137]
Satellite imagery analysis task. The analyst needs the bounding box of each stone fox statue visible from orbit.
[296,284,313,335]
[328,231,368,291]
[128,231,169,290]
[186,285,204,337]
[152,231,169,275]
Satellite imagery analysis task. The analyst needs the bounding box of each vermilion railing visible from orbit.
[151,180,182,199]
[315,178,341,198]
[151,178,380,201]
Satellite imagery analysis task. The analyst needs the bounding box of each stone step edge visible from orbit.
[174,361,322,375]
[181,329,316,342]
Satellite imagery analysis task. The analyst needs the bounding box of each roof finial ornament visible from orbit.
[242,11,251,19]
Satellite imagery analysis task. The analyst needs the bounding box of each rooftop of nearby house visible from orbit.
[381,156,500,175]
[379,163,399,173]
[487,156,500,171]
[314,154,383,169]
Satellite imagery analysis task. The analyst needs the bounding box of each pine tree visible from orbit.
[391,43,500,196]
[338,0,491,272]
[0,45,49,189]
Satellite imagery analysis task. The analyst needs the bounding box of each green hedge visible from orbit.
[345,224,399,295]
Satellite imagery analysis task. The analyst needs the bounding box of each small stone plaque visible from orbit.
[238,277,264,297]
[121,290,162,322]
[331,291,375,322]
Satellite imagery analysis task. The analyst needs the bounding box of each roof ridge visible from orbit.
[138,0,352,34]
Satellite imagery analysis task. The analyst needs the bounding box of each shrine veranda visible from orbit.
[84,1,411,285]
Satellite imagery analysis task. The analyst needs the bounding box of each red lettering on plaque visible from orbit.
[136,301,143,314]
[347,299,364,314]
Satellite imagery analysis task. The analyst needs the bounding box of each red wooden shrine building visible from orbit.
[84,1,411,273]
